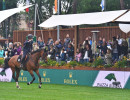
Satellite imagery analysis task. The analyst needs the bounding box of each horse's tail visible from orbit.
[0,58,11,76]
[3,58,11,70]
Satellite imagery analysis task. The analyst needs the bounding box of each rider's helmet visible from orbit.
[28,34,33,40]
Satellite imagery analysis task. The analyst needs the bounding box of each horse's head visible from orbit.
[40,46,48,63]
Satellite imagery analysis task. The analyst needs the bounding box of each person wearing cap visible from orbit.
[20,34,33,68]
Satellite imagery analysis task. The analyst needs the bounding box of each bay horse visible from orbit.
[7,48,47,89]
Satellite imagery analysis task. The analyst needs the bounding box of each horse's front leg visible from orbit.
[27,70,35,85]
[15,68,21,89]
[35,69,42,88]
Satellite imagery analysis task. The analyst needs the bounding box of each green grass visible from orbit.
[0,82,130,100]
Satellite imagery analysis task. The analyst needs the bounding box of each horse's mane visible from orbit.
[31,49,43,55]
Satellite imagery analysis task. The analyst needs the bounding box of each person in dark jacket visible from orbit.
[48,45,55,60]
[111,36,120,61]
[60,49,66,61]
[97,38,107,56]
[66,43,74,61]
[83,44,92,62]
[121,40,128,57]
[20,34,33,68]
[37,37,44,49]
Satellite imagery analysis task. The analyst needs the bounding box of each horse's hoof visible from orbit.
[16,86,21,89]
[27,82,30,85]
[39,85,41,88]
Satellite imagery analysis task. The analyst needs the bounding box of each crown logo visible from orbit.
[69,72,72,78]
[21,71,23,76]
[43,71,46,77]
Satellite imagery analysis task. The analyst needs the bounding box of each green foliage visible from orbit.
[92,57,104,67]
[0,58,4,65]
[68,61,78,67]
[117,59,127,68]
[59,61,66,66]
[104,64,112,68]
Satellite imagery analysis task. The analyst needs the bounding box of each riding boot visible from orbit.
[20,57,24,68]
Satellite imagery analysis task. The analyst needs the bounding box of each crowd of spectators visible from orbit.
[0,34,129,65]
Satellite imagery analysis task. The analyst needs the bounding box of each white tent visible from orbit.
[116,10,130,23]
[39,10,129,28]
[0,5,33,23]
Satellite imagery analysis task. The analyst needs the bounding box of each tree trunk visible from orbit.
[72,0,78,14]
[120,0,124,9]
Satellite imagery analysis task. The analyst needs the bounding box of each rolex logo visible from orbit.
[21,71,23,76]
[69,72,72,78]
[43,71,46,77]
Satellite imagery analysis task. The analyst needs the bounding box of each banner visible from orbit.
[0,68,12,82]
[1,68,130,89]
[93,71,130,88]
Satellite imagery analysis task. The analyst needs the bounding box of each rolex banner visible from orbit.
[0,68,130,89]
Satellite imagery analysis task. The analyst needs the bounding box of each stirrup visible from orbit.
[20,64,23,68]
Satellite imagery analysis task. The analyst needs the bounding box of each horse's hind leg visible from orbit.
[15,68,21,89]
[35,69,42,88]
[11,67,18,89]
[27,70,35,85]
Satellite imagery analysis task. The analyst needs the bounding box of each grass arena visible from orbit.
[0,68,130,100]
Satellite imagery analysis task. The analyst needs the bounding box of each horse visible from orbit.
[5,48,47,89]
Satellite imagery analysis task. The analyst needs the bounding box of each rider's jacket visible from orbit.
[23,40,33,53]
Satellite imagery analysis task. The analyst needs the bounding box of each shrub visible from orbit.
[104,64,112,68]
[92,57,104,67]
[0,58,4,66]
[68,61,78,67]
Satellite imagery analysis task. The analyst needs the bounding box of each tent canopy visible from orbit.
[39,10,130,28]
[115,10,130,23]
[0,5,33,23]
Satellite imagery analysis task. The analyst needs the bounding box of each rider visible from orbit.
[20,34,33,68]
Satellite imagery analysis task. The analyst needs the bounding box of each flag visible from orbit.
[3,0,6,10]
[54,0,57,13]
[100,0,104,11]
[26,0,29,12]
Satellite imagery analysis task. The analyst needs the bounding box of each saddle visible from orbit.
[17,54,29,64]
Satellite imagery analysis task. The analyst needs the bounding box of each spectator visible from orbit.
[88,36,92,46]
[97,38,107,57]
[83,37,88,46]
[111,37,119,61]
[64,34,71,49]
[55,40,62,62]
[47,38,54,50]
[37,37,44,49]
[117,35,122,46]
[0,45,4,58]
[75,49,81,62]
[83,44,92,63]
[4,40,9,49]
[33,42,39,51]
[66,43,74,61]
[48,45,55,60]
[121,40,128,57]
[6,42,14,57]
[60,49,66,61]
[105,49,112,65]
[17,42,22,55]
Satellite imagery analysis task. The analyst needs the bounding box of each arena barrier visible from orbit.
[0,68,130,89]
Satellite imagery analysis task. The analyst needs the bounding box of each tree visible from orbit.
[120,0,124,9]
